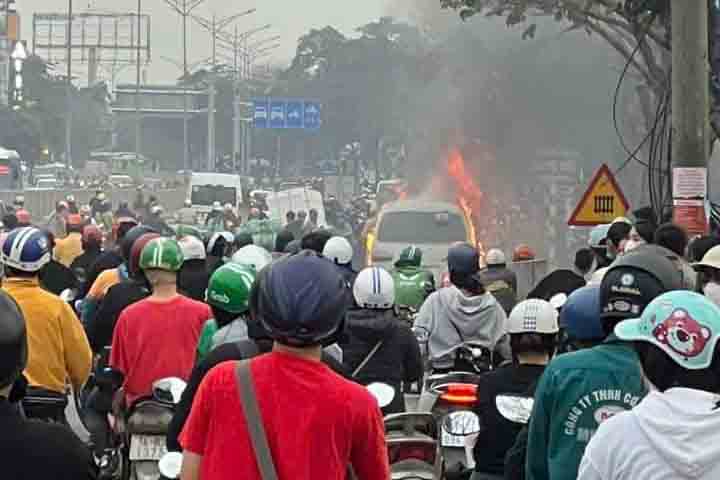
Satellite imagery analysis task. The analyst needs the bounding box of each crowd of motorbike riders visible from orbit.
[3,193,720,480]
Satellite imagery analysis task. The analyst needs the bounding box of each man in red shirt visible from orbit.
[180,251,390,480]
[110,237,211,405]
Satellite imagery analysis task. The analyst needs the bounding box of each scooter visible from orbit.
[108,376,187,480]
[367,383,444,479]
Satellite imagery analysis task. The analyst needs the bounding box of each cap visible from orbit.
[600,268,666,319]
[615,291,720,370]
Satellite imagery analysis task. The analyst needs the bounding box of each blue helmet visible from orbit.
[560,285,605,341]
[251,250,349,347]
[2,227,51,273]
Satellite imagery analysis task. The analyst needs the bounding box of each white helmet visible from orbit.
[323,236,353,265]
[507,299,559,334]
[353,266,395,309]
[207,231,235,256]
[212,201,223,212]
[151,204,164,215]
[184,199,192,207]
[178,236,206,261]
[231,244,272,272]
[486,248,506,266]
[223,203,233,211]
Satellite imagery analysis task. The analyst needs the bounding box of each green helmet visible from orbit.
[175,225,203,241]
[139,237,184,272]
[206,263,256,314]
[396,245,423,268]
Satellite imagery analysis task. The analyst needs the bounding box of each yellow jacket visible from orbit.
[54,232,84,268]
[2,277,92,393]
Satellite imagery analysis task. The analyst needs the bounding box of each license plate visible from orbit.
[441,428,466,448]
[129,435,167,461]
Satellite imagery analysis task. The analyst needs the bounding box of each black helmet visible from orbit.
[600,247,683,321]
[250,250,349,347]
[120,225,159,261]
[0,291,27,390]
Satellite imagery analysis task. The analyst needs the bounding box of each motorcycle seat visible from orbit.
[126,400,174,435]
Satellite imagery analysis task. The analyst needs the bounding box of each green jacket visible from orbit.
[526,336,647,480]
[391,266,435,310]
[196,319,219,364]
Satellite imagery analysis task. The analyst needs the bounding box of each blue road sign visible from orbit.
[253,99,268,128]
[304,101,321,129]
[286,101,303,128]
[270,100,286,128]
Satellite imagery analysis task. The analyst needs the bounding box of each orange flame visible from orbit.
[446,147,484,251]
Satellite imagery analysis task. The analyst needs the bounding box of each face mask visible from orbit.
[703,282,720,307]
[623,239,646,253]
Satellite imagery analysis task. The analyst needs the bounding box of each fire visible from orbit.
[446,147,483,252]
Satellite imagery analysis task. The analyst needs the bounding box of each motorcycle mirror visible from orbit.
[366,382,396,409]
[60,288,77,302]
[158,452,183,479]
[495,395,534,425]
[153,377,188,404]
[443,410,481,436]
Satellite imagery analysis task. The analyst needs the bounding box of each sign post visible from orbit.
[252,98,322,130]
[672,167,708,235]
[568,164,630,226]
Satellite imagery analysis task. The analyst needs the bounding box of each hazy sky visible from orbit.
[19,0,390,83]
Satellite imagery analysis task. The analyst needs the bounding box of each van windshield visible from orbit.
[191,185,237,206]
[378,211,467,243]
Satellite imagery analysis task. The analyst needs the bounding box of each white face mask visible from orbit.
[623,239,646,253]
[703,282,720,307]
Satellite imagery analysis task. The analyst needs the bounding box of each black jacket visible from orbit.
[80,250,123,298]
[39,260,77,296]
[177,261,210,303]
[526,269,586,301]
[166,323,347,452]
[340,308,423,414]
[70,249,102,289]
[478,266,518,315]
[86,280,150,354]
[0,398,97,479]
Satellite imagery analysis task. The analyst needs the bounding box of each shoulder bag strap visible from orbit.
[352,340,384,378]
[235,360,279,480]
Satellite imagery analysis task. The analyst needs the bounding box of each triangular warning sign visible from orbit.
[568,164,630,226]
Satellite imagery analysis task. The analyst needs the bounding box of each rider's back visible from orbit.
[180,352,388,480]
[0,398,97,479]
[2,278,91,393]
[110,295,210,404]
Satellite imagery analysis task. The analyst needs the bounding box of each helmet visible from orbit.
[129,232,161,276]
[212,201,223,212]
[81,225,103,246]
[207,231,235,257]
[695,245,720,271]
[513,244,536,262]
[231,244,272,272]
[13,195,24,206]
[66,214,83,228]
[615,291,720,370]
[178,235,206,261]
[508,299,560,334]
[600,247,683,320]
[97,192,106,201]
[0,291,27,389]
[486,248,507,266]
[249,207,260,217]
[223,203,233,211]
[120,225,158,261]
[175,225,202,241]
[560,286,605,341]
[151,205,164,215]
[139,237,184,272]
[396,245,423,267]
[589,224,610,248]
[57,201,69,210]
[2,227,51,272]
[183,199,192,208]
[251,251,348,347]
[323,236,353,265]
[206,263,256,314]
[15,210,30,225]
[353,266,395,309]
[66,195,75,203]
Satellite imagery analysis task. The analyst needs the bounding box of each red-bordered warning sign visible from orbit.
[568,164,630,226]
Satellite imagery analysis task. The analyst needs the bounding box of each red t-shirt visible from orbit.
[180,352,391,480]
[110,295,211,405]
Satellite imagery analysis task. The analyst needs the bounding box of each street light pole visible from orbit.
[134,0,142,165]
[65,0,73,168]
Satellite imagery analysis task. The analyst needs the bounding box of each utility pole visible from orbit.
[163,0,206,172]
[672,0,710,170]
[134,0,142,165]
[671,0,710,232]
[65,0,73,168]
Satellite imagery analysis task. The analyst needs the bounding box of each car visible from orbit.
[365,200,475,281]
[108,175,135,189]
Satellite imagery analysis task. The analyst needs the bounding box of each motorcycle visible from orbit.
[106,375,187,480]
[367,383,444,479]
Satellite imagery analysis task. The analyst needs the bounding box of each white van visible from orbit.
[265,187,326,226]
[188,172,244,214]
